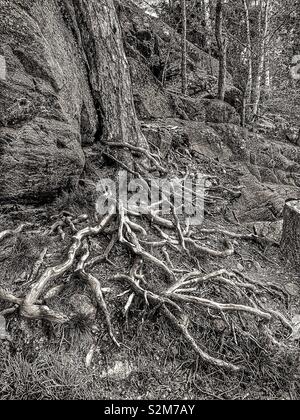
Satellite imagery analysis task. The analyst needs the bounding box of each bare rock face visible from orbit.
[210,123,249,160]
[119,0,234,99]
[141,118,223,160]
[253,220,283,243]
[0,0,98,204]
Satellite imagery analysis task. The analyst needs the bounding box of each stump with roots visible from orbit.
[281,200,300,270]
[0,144,296,373]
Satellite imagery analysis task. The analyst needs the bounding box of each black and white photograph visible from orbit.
[0,0,299,403]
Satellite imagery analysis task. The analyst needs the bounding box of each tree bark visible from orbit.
[280,200,300,269]
[215,0,227,101]
[71,0,147,149]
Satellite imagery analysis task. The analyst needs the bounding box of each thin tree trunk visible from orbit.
[162,2,177,87]
[241,0,252,126]
[252,0,270,116]
[181,0,188,95]
[203,0,214,75]
[215,0,227,101]
[263,48,271,100]
[72,0,147,149]
[202,0,211,51]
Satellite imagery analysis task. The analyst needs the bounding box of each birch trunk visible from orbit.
[241,0,253,126]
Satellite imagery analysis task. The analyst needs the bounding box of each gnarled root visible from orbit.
[0,153,294,372]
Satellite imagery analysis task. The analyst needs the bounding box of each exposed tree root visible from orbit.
[104,141,166,174]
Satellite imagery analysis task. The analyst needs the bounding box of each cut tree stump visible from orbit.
[280,200,300,269]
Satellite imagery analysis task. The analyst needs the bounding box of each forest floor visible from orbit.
[0,130,299,400]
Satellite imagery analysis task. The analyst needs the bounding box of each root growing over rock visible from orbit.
[0,149,296,373]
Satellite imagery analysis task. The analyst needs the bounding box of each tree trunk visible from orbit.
[241,0,253,126]
[263,48,271,101]
[72,0,147,149]
[252,0,270,116]
[280,200,300,270]
[181,0,188,95]
[215,0,227,101]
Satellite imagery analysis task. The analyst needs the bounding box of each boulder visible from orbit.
[253,220,283,243]
[0,121,85,204]
[224,87,243,113]
[255,118,277,134]
[210,123,249,160]
[205,123,300,222]
[119,0,233,98]
[142,118,224,160]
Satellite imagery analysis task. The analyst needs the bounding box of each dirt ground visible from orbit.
[0,139,299,400]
